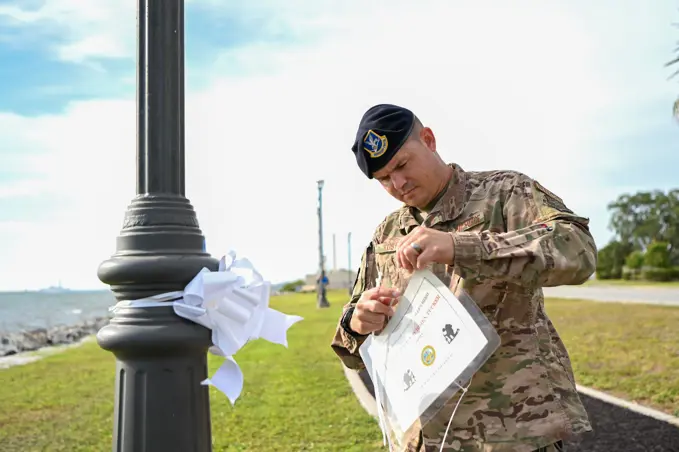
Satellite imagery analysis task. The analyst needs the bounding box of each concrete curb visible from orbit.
[343,366,679,429]
[575,384,679,428]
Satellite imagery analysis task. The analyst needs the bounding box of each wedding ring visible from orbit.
[411,242,423,254]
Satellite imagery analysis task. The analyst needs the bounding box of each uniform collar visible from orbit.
[399,163,467,231]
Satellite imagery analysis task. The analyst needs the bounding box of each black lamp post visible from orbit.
[96,0,217,450]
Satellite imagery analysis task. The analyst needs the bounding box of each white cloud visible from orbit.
[0,0,134,62]
[0,0,677,290]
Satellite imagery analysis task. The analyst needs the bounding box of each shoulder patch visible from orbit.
[534,181,563,202]
[534,180,573,214]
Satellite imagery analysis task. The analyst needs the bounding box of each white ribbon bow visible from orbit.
[110,250,303,405]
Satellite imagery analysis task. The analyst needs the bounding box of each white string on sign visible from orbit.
[109,250,303,405]
[372,270,396,451]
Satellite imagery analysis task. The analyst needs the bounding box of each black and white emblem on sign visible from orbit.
[442,323,460,344]
[403,369,416,391]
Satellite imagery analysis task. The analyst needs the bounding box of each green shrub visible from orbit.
[596,267,621,280]
[625,250,645,269]
[641,267,679,281]
[644,241,671,268]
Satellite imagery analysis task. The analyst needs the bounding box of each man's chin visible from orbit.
[403,193,425,209]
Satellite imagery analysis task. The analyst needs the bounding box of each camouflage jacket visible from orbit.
[330,164,597,452]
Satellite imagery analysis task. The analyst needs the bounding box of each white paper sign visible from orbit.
[359,269,491,436]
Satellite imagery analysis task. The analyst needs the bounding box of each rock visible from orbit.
[0,316,112,357]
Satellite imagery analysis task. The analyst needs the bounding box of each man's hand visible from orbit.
[396,226,455,272]
[349,286,401,335]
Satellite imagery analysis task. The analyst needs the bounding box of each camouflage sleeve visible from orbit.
[329,242,377,370]
[451,174,597,287]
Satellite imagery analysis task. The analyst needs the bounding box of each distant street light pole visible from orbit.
[347,232,352,296]
[316,180,330,308]
[333,233,337,271]
[96,1,217,450]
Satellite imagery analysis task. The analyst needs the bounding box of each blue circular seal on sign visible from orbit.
[421,345,436,366]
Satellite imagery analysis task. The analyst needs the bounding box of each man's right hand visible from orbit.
[349,287,401,335]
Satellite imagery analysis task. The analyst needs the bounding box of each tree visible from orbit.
[644,241,671,268]
[622,249,645,280]
[281,279,305,292]
[596,240,633,279]
[606,189,679,265]
[625,250,645,270]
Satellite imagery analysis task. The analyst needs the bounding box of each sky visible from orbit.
[0,0,677,291]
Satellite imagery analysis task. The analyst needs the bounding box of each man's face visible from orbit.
[372,127,441,209]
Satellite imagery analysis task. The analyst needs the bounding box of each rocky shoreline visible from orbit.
[0,317,111,357]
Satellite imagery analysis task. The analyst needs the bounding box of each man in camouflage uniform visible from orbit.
[330,104,597,452]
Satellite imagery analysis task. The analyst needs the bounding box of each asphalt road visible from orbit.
[543,285,679,306]
[357,369,679,452]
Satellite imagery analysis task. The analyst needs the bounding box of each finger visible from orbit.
[398,229,428,270]
[394,227,420,268]
[364,286,401,300]
[402,226,425,248]
[416,248,435,270]
[352,319,383,335]
[354,311,389,331]
[355,308,388,323]
[402,243,422,271]
[397,243,412,270]
[354,311,386,328]
[377,297,399,312]
[377,296,397,306]
[360,299,395,316]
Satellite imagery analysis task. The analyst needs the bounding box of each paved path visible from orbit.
[349,368,679,451]
[543,285,679,306]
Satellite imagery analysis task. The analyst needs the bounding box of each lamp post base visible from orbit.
[98,194,218,451]
[97,304,213,452]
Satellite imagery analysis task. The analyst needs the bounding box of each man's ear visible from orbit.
[421,127,437,152]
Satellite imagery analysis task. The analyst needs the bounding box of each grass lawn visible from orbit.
[546,298,679,417]
[0,292,677,451]
[0,291,384,452]
[583,278,679,288]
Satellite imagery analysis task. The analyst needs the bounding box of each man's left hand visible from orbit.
[396,226,455,271]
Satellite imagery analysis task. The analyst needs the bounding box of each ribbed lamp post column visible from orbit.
[96,0,217,450]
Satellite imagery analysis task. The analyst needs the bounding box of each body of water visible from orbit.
[0,290,116,334]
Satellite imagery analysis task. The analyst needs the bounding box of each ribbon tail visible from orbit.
[201,356,243,405]
[258,307,303,347]
[211,322,245,357]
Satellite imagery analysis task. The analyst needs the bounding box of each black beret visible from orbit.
[351,104,415,179]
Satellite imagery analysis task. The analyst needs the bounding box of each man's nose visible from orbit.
[391,173,407,191]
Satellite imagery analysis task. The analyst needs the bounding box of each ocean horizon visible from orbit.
[0,281,291,335]
[0,290,115,335]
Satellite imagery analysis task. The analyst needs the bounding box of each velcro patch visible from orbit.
[534,181,563,203]
[534,181,573,214]
[375,241,399,254]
